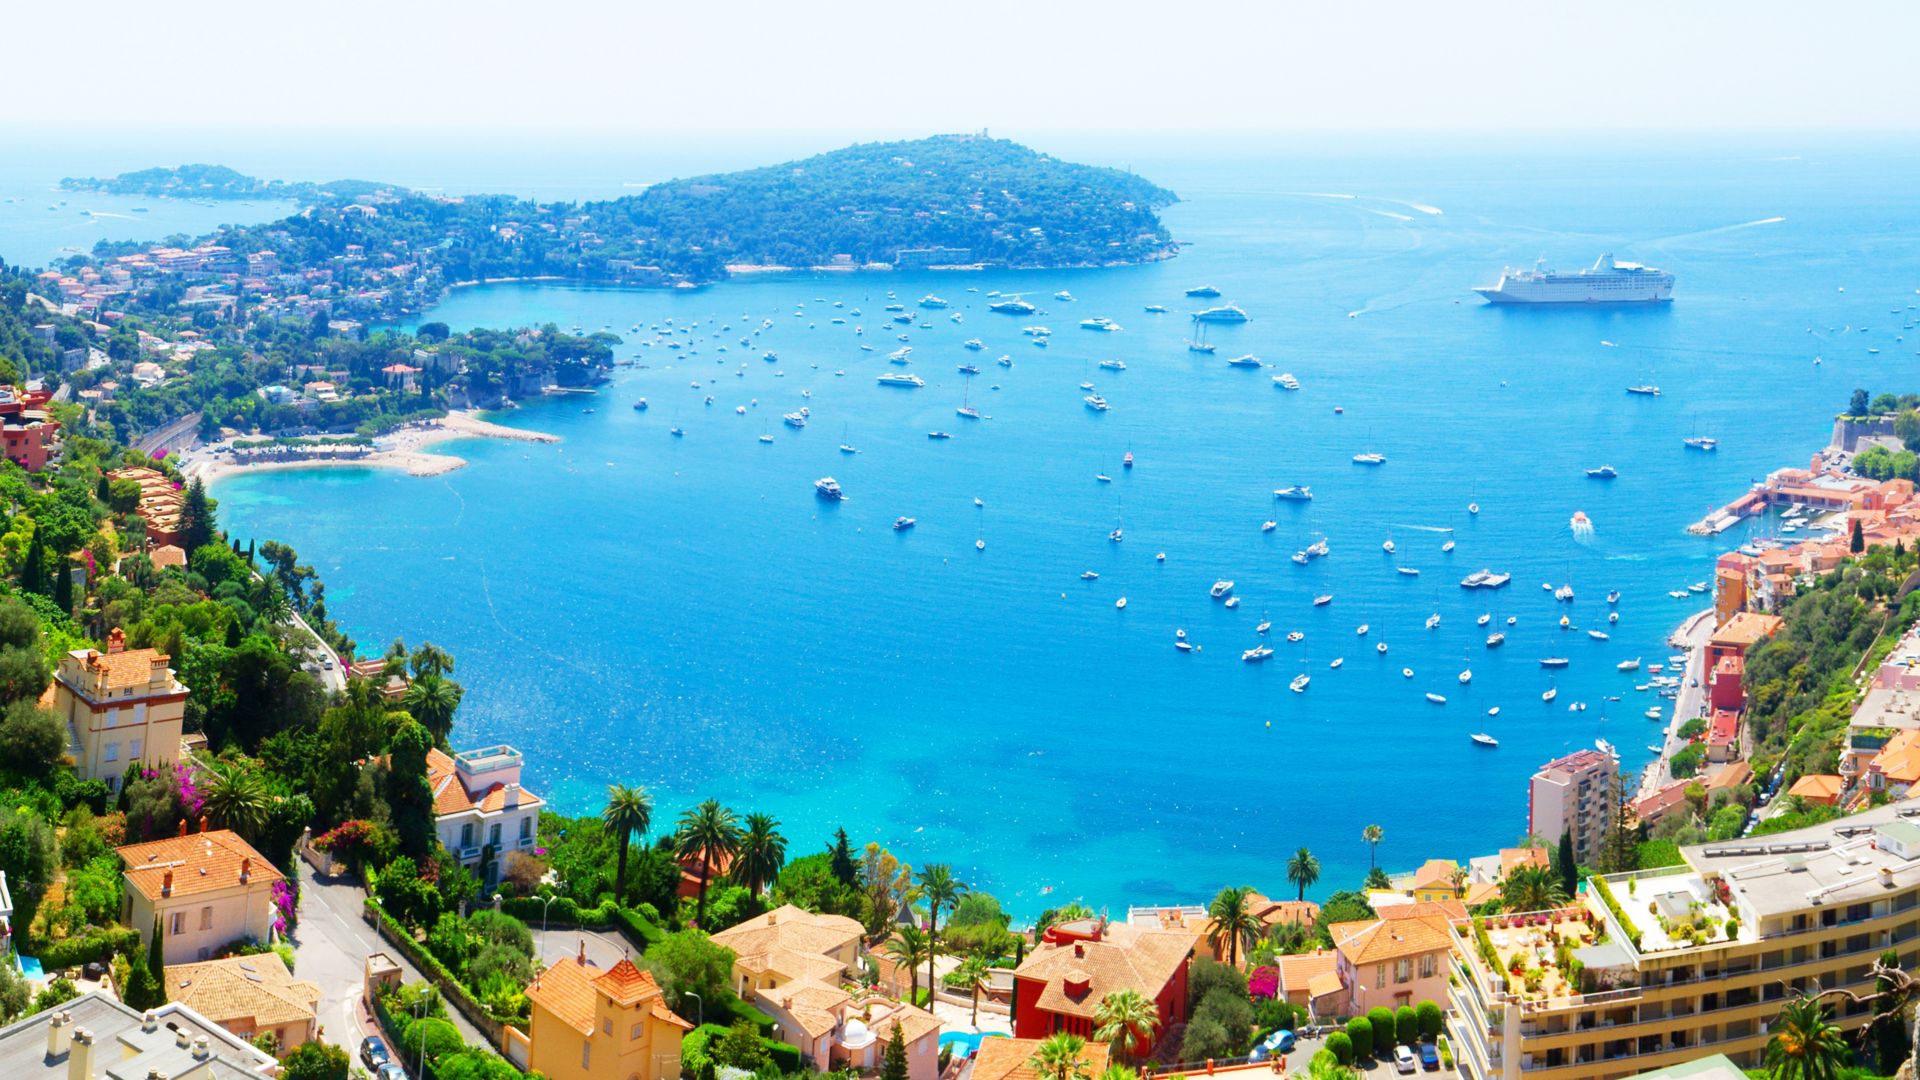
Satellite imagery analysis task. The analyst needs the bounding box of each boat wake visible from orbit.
[1646,216,1785,245]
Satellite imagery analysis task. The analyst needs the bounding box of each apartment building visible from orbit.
[1527,749,1617,868]
[49,629,188,791]
[1448,798,1920,1080]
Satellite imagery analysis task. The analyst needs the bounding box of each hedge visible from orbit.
[682,1021,798,1073]
[713,990,778,1036]
[28,927,142,971]
[364,899,514,1037]
[1591,876,1642,949]
[495,896,666,955]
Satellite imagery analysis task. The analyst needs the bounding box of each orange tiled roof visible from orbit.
[1788,774,1844,802]
[526,956,690,1037]
[119,829,282,901]
[1274,950,1337,997]
[971,1038,1110,1080]
[1330,904,1459,965]
[1704,761,1754,791]
[1412,859,1459,890]
[711,904,863,973]
[62,645,174,696]
[424,747,544,818]
[1498,848,1551,877]
[165,953,320,1030]
[1014,926,1193,1020]
[1874,731,1920,786]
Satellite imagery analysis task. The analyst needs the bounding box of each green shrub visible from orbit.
[1415,1000,1443,1039]
[1366,1007,1394,1050]
[1345,1017,1373,1060]
[1394,1005,1418,1046]
[1326,1032,1354,1065]
[28,926,140,970]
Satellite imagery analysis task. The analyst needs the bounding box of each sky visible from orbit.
[10,0,1920,134]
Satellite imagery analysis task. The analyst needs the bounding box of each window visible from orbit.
[582,1041,592,1070]
[1419,954,1436,978]
[1395,959,1411,983]
[631,1022,644,1040]
[460,823,474,849]
[603,1020,612,1036]
[520,817,533,841]
[489,823,502,848]
[1376,964,1385,988]
[199,907,213,931]
[103,741,120,762]
[170,912,185,935]
[130,738,142,759]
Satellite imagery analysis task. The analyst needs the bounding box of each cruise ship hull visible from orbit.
[1475,285,1672,305]
[1475,254,1674,305]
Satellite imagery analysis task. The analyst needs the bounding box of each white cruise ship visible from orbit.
[1474,254,1673,305]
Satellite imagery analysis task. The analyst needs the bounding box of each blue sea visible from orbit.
[9,131,1920,917]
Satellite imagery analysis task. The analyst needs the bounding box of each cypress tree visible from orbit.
[182,478,216,552]
[52,560,72,615]
[1852,517,1866,554]
[20,531,46,596]
[1557,831,1577,897]
[829,827,856,886]
[224,619,243,648]
[95,475,109,503]
[881,1024,909,1080]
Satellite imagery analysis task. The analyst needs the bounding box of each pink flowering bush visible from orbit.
[1248,965,1279,999]
[271,879,298,934]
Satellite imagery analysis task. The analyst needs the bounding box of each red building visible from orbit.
[1709,654,1745,712]
[1011,919,1192,1055]
[0,386,59,472]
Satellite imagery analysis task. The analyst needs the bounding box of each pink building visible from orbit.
[1527,749,1616,867]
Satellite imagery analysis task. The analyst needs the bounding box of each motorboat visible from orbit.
[1084,395,1110,411]
[1542,687,1558,702]
[1460,569,1512,589]
[1186,285,1222,297]
[1211,580,1235,599]
[1377,642,1388,654]
[877,373,925,387]
[1585,465,1618,479]
[1398,567,1420,576]
[892,517,915,531]
[1080,571,1100,581]
[1273,485,1314,501]
[1242,645,1274,663]
[1261,520,1277,532]
[814,477,844,500]
[1618,658,1642,672]
[1226,354,1262,369]
[1099,358,1127,371]
[1470,733,1499,747]
[1290,674,1310,693]
[1458,669,1472,684]
[1426,692,1447,704]
[1403,668,1415,678]
[1486,633,1505,647]
[1286,631,1305,643]
[1382,538,1396,554]
[1540,657,1569,668]
[1273,373,1301,390]
[1588,630,1610,640]
[1356,624,1370,636]
[1123,451,1135,469]
[1313,594,1333,606]
[1626,385,1661,396]
[1425,613,1441,630]
[1477,613,1491,626]
[1352,452,1386,465]
[927,431,952,440]
[1442,540,1455,552]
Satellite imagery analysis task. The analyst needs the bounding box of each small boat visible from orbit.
[975,539,986,550]
[1313,594,1333,606]
[1256,620,1271,634]
[1286,631,1305,643]
[633,398,649,411]
[1468,502,1480,514]
[1426,692,1447,704]
[1377,642,1388,654]
[1402,667,1415,678]
[1486,633,1505,647]
[1542,687,1558,702]
[1352,452,1386,465]
[1458,669,1472,684]
[1487,707,1500,717]
[1585,465,1618,479]
[1382,538,1396,554]
[1115,597,1128,610]
[1470,733,1499,747]
[1647,743,1662,752]
[1175,641,1193,652]
[927,431,952,440]
[1608,612,1619,623]
[1626,385,1661,396]
[1476,613,1491,626]
[1425,613,1442,630]
[1356,624,1370,636]
[1123,452,1135,469]
[1226,354,1262,369]
[1330,657,1344,669]
[1243,646,1274,663]
[1211,580,1235,599]
[1224,596,1241,608]
[1273,485,1314,501]
[1645,707,1663,720]
[893,517,915,531]
[1618,658,1642,672]
[1290,674,1310,693]
[1507,616,1517,625]
[1441,540,1455,553]
[1539,657,1569,668]
[814,477,844,501]
[1081,571,1100,581]
[1606,590,1621,604]
[997,355,1013,368]
[1588,630,1610,641]
[1397,567,1420,576]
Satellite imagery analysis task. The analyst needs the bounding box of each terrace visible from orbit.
[1459,906,1639,1011]
[1590,866,1751,957]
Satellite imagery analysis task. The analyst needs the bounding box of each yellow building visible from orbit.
[49,628,187,792]
[516,951,691,1080]
[1448,799,1920,1080]
[119,828,283,965]
[1412,859,1465,903]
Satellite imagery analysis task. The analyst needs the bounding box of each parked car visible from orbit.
[1419,1042,1439,1071]
[377,1065,409,1080]
[361,1036,391,1071]
[1247,1029,1296,1062]
[1394,1045,1417,1074]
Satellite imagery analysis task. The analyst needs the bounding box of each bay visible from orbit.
[197,136,1920,915]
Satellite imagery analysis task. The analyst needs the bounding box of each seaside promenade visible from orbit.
[1637,608,1716,796]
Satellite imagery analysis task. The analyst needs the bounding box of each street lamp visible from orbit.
[538,886,568,959]
[683,992,703,1027]
[414,992,430,1076]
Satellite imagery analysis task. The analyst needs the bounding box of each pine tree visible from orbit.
[881,1023,909,1080]
[1598,771,1639,874]
[181,478,216,552]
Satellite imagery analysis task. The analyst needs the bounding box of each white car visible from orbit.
[1394,1045,1417,1074]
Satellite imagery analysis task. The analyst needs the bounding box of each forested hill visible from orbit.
[60,163,390,203]
[590,134,1180,269]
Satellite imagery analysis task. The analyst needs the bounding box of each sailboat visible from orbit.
[956,382,981,420]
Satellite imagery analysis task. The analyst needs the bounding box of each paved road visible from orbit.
[290,859,497,1061]
[1638,608,1717,795]
[136,411,201,458]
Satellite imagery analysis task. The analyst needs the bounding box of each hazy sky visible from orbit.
[15,0,1919,134]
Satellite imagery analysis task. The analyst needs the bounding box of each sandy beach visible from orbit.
[183,410,559,483]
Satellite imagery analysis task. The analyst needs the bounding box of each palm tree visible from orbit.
[1362,824,1384,869]
[917,863,967,1005]
[201,760,272,841]
[674,800,743,926]
[601,784,653,900]
[1286,847,1321,902]
[250,582,292,628]
[1035,902,1093,937]
[947,955,991,1026]
[1206,885,1261,968]
[1027,1033,1092,1080]
[883,926,933,1003]
[404,673,461,746]
[1097,1067,1140,1080]
[735,813,787,895]
[1764,995,1848,1080]
[1500,865,1568,913]
[1092,988,1161,1064]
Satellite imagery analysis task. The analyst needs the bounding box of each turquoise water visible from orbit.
[184,137,1920,915]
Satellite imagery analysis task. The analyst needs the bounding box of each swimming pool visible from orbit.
[16,956,44,981]
[939,1032,1005,1058]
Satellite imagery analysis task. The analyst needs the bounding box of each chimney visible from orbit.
[162,869,173,897]
[240,857,251,884]
[177,818,187,837]
[67,1027,94,1080]
[504,782,520,809]
[141,1010,157,1033]
[45,1010,71,1058]
[175,1029,190,1050]
[107,628,125,654]
[1073,943,1084,958]
[191,1034,210,1060]
[149,1072,170,1080]
[197,815,208,834]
